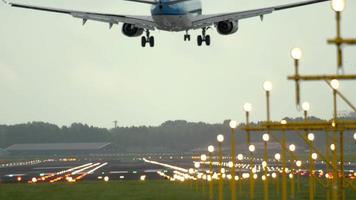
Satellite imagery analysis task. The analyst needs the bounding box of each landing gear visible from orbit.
[197,27,211,46]
[141,30,154,47]
[184,30,191,41]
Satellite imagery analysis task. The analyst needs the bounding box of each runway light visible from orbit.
[330,144,336,151]
[228,161,233,168]
[262,175,266,181]
[281,120,287,125]
[330,79,340,90]
[353,133,356,140]
[263,81,273,92]
[201,154,207,161]
[189,168,195,174]
[229,120,237,129]
[17,177,22,182]
[31,177,37,183]
[331,0,345,12]
[289,144,296,152]
[274,153,281,161]
[237,154,244,161]
[194,162,200,169]
[296,160,302,167]
[289,174,294,179]
[140,175,146,181]
[253,174,258,179]
[262,133,270,142]
[248,145,255,152]
[291,48,303,60]
[243,103,252,112]
[302,102,310,111]
[217,134,224,143]
[234,176,239,181]
[262,161,267,168]
[312,153,318,160]
[271,172,277,178]
[208,145,215,153]
[307,133,315,141]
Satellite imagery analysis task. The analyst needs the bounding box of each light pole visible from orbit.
[208,145,215,200]
[244,102,254,200]
[289,144,296,199]
[229,120,237,200]
[262,133,269,200]
[248,144,255,200]
[237,153,244,194]
[263,81,272,121]
[217,134,224,200]
[200,154,207,193]
[290,47,303,108]
[307,133,315,200]
[331,0,346,73]
[311,152,318,196]
[274,153,281,196]
[330,79,340,200]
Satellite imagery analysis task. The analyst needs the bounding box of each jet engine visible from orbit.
[216,21,238,35]
[122,23,144,37]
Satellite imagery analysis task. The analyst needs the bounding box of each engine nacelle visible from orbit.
[122,23,144,37]
[216,21,239,35]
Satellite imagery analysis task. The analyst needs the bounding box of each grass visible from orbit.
[0,178,355,200]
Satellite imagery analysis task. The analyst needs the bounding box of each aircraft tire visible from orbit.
[149,36,154,47]
[205,35,211,46]
[141,36,146,47]
[197,35,203,46]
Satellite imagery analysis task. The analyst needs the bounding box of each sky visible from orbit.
[0,0,355,128]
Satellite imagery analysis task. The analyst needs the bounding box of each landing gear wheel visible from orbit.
[149,36,155,47]
[184,35,191,41]
[141,36,146,47]
[205,35,211,46]
[197,35,203,46]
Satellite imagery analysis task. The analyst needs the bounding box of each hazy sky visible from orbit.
[0,0,355,128]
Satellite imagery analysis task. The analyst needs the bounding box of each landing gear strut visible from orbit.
[184,30,191,41]
[197,27,210,46]
[141,30,154,47]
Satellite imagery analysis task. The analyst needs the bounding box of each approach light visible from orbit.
[296,160,302,167]
[217,134,224,143]
[263,81,273,92]
[237,154,243,161]
[274,153,281,161]
[201,154,207,161]
[208,145,215,153]
[248,145,255,152]
[243,103,252,112]
[289,144,296,152]
[307,133,315,141]
[302,102,310,112]
[330,79,340,90]
[331,0,345,12]
[312,153,318,160]
[262,133,270,142]
[229,120,237,129]
[291,48,303,60]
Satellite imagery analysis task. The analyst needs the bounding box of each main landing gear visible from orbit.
[197,27,210,46]
[141,30,154,47]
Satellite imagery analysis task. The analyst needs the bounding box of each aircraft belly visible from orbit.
[153,15,192,32]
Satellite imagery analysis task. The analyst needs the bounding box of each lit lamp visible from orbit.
[229,120,237,200]
[291,47,303,107]
[262,133,269,200]
[217,134,224,200]
[208,145,215,200]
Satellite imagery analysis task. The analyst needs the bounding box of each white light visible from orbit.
[217,134,224,143]
[227,174,232,180]
[237,154,243,161]
[291,48,303,60]
[330,144,336,151]
[263,81,273,92]
[262,175,266,181]
[253,174,258,179]
[31,177,37,183]
[353,133,356,140]
[243,103,252,112]
[252,167,257,174]
[104,176,109,182]
[302,102,310,112]
[248,145,255,152]
[229,120,237,129]
[262,133,270,142]
[189,168,195,174]
[274,153,281,161]
[289,144,296,152]
[194,162,200,169]
[234,176,239,181]
[280,120,287,125]
[221,168,226,174]
[208,145,215,153]
[312,153,318,160]
[271,173,277,178]
[330,79,340,90]
[262,161,267,168]
[228,161,233,168]
[296,160,302,167]
[307,133,315,141]
[140,175,146,181]
[289,174,294,179]
[201,154,207,161]
[331,0,345,12]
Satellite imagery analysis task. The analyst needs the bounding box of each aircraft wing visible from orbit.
[3,1,156,30]
[191,0,329,29]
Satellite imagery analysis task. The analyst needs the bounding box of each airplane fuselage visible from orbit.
[151,0,202,31]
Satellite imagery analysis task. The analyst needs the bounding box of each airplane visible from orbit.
[2,0,330,47]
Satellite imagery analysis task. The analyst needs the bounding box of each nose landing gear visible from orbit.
[141,30,154,47]
[184,30,191,41]
[197,27,210,46]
